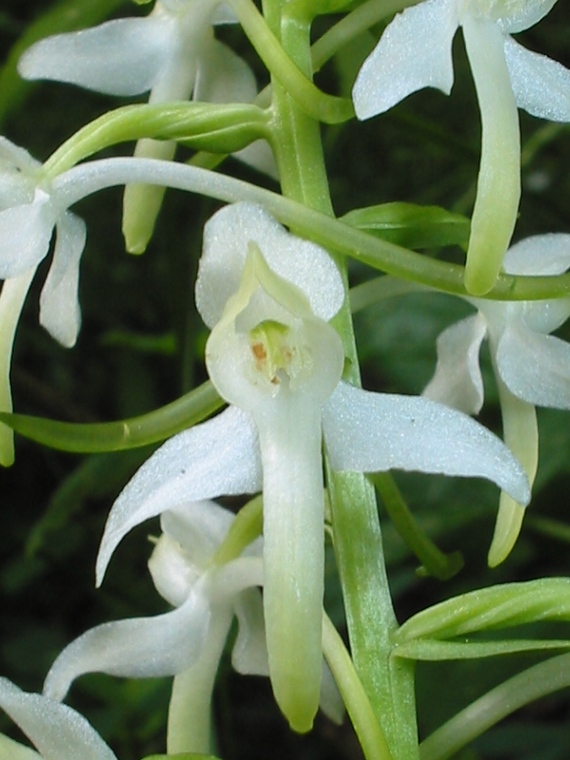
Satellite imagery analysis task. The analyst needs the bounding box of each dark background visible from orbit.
[1,1,570,757]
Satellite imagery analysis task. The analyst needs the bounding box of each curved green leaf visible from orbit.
[0,381,223,453]
[45,103,270,176]
[341,203,470,251]
[395,578,570,644]
[393,638,570,662]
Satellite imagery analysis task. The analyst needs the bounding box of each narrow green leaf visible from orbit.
[395,578,570,644]
[44,103,269,176]
[341,203,470,251]
[0,0,127,126]
[0,381,223,454]
[393,638,570,662]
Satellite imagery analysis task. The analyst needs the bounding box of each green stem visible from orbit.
[231,0,353,124]
[322,614,393,760]
[51,155,570,299]
[265,2,419,755]
[0,380,223,453]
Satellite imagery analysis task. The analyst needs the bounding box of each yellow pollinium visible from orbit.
[249,320,307,385]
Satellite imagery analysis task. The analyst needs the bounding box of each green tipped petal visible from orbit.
[488,379,538,567]
[462,15,520,295]
[0,269,35,466]
[122,138,175,254]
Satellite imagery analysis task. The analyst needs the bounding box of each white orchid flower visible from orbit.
[0,678,117,760]
[18,0,275,253]
[352,0,570,295]
[424,233,570,566]
[0,137,87,465]
[94,201,530,733]
[43,499,342,755]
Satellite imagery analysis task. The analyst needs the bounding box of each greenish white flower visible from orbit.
[43,499,343,755]
[424,233,570,565]
[19,0,275,253]
[95,201,530,734]
[352,0,570,295]
[0,138,87,465]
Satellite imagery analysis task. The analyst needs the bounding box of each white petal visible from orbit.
[495,0,557,34]
[352,0,458,119]
[39,211,86,347]
[96,405,262,585]
[0,678,117,760]
[0,269,35,467]
[196,203,344,327]
[524,297,570,336]
[161,501,235,568]
[232,588,269,675]
[43,588,210,701]
[0,137,39,174]
[148,532,199,607]
[496,321,570,408]
[194,38,257,103]
[323,381,530,505]
[18,18,174,96]
[423,314,487,414]
[504,233,570,275]
[0,200,55,278]
[211,2,238,24]
[504,36,570,122]
[0,732,40,759]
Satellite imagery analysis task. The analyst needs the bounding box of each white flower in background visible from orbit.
[43,500,343,756]
[424,233,570,565]
[0,677,117,759]
[352,0,570,295]
[95,201,530,733]
[18,0,276,254]
[0,137,87,465]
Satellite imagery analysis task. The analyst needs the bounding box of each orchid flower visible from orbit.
[352,0,570,295]
[42,499,343,755]
[94,201,530,733]
[424,233,570,566]
[0,137,87,465]
[18,0,276,254]
[0,678,117,759]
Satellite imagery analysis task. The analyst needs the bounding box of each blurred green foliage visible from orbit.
[1,1,570,758]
